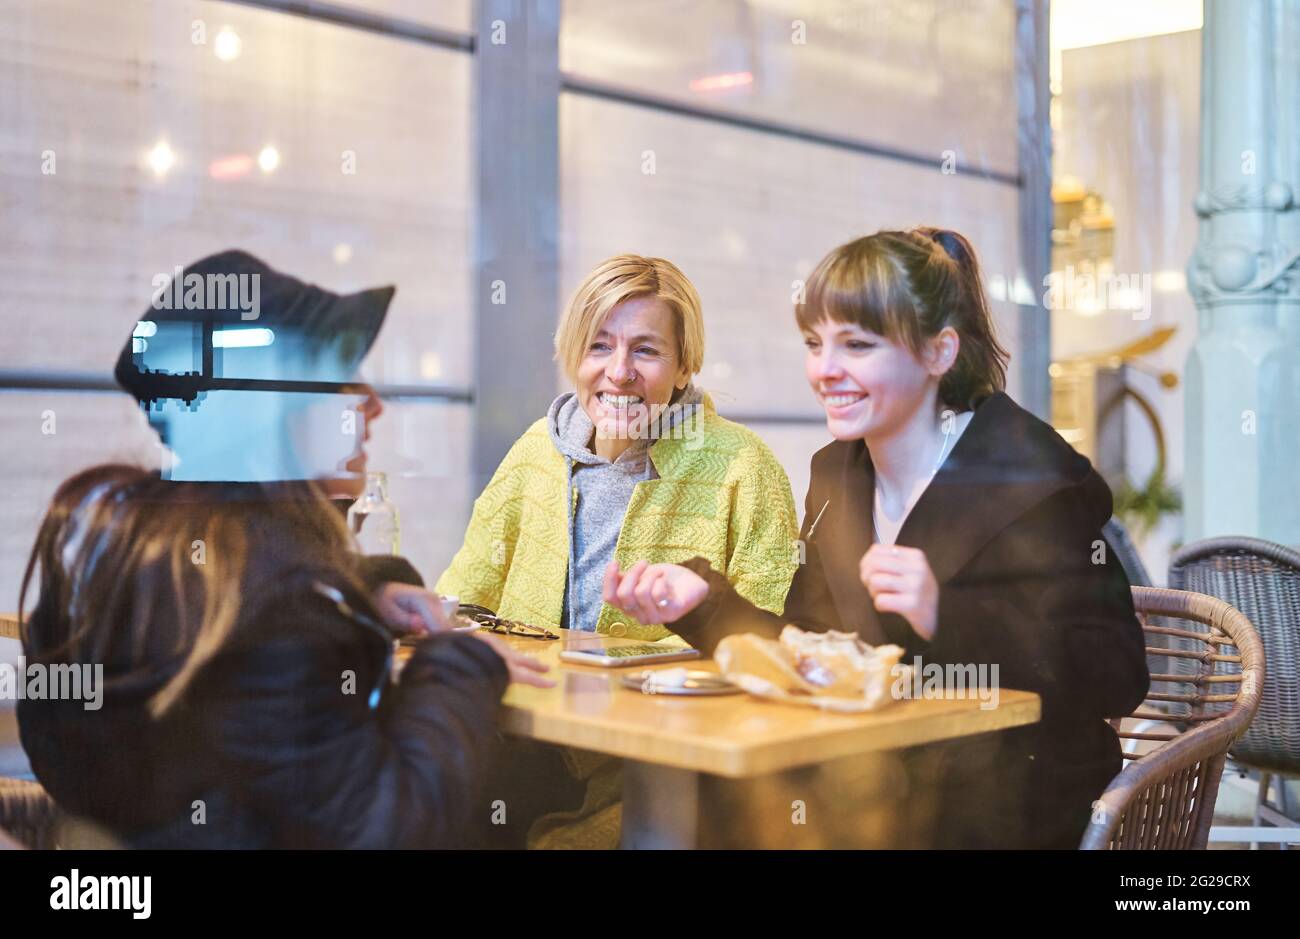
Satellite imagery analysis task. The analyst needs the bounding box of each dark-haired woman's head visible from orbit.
[19,251,396,717]
[20,466,362,716]
[796,227,1010,442]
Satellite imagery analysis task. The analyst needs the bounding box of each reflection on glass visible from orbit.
[115,250,393,485]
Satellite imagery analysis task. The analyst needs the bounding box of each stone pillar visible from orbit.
[1186,0,1300,543]
[473,0,561,493]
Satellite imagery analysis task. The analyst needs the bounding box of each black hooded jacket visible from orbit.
[18,548,508,849]
[671,391,1150,848]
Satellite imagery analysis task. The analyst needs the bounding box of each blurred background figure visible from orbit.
[116,249,390,489]
[14,251,548,848]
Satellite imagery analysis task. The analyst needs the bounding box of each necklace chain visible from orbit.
[874,415,957,537]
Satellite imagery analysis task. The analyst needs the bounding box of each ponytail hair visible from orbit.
[796,226,1010,411]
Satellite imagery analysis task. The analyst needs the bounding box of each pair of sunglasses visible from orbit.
[456,603,559,640]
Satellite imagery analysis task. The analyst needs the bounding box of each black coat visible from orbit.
[673,392,1150,848]
[19,557,508,849]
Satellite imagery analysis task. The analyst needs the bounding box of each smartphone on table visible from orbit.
[558,640,700,668]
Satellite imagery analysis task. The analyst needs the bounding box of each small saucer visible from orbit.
[620,669,742,696]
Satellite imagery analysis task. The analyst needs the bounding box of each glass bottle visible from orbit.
[347,471,400,555]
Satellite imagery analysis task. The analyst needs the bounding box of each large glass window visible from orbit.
[0,0,473,600]
[562,94,1022,421]
[330,0,474,33]
[1,0,1034,592]
[559,2,1026,516]
[1,0,472,384]
[561,0,1019,179]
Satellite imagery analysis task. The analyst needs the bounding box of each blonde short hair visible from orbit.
[554,254,705,383]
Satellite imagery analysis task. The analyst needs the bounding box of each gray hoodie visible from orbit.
[546,386,705,632]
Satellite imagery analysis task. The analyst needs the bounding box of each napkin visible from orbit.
[639,667,691,692]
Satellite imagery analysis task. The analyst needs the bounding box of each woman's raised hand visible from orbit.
[602,560,709,626]
[372,582,456,636]
[859,543,938,641]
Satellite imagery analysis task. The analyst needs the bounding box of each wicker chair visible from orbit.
[1080,586,1264,849]
[1103,516,1154,588]
[1168,537,1300,846]
[1100,516,1172,757]
[0,777,60,849]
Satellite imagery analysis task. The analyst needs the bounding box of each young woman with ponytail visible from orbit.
[604,227,1150,849]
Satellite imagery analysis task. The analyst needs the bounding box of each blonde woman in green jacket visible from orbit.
[438,254,796,639]
[437,254,798,847]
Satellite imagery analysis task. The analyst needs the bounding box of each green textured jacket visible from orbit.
[436,395,798,642]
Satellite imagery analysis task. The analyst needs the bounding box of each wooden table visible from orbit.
[2,612,1039,847]
[484,629,1040,848]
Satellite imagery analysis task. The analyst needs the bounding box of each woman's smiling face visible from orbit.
[803,319,939,442]
[576,296,689,442]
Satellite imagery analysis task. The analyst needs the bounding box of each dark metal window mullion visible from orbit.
[202,319,214,382]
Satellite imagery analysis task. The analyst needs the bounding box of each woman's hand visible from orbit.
[859,544,938,641]
[471,631,555,688]
[603,560,710,626]
[372,583,457,636]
